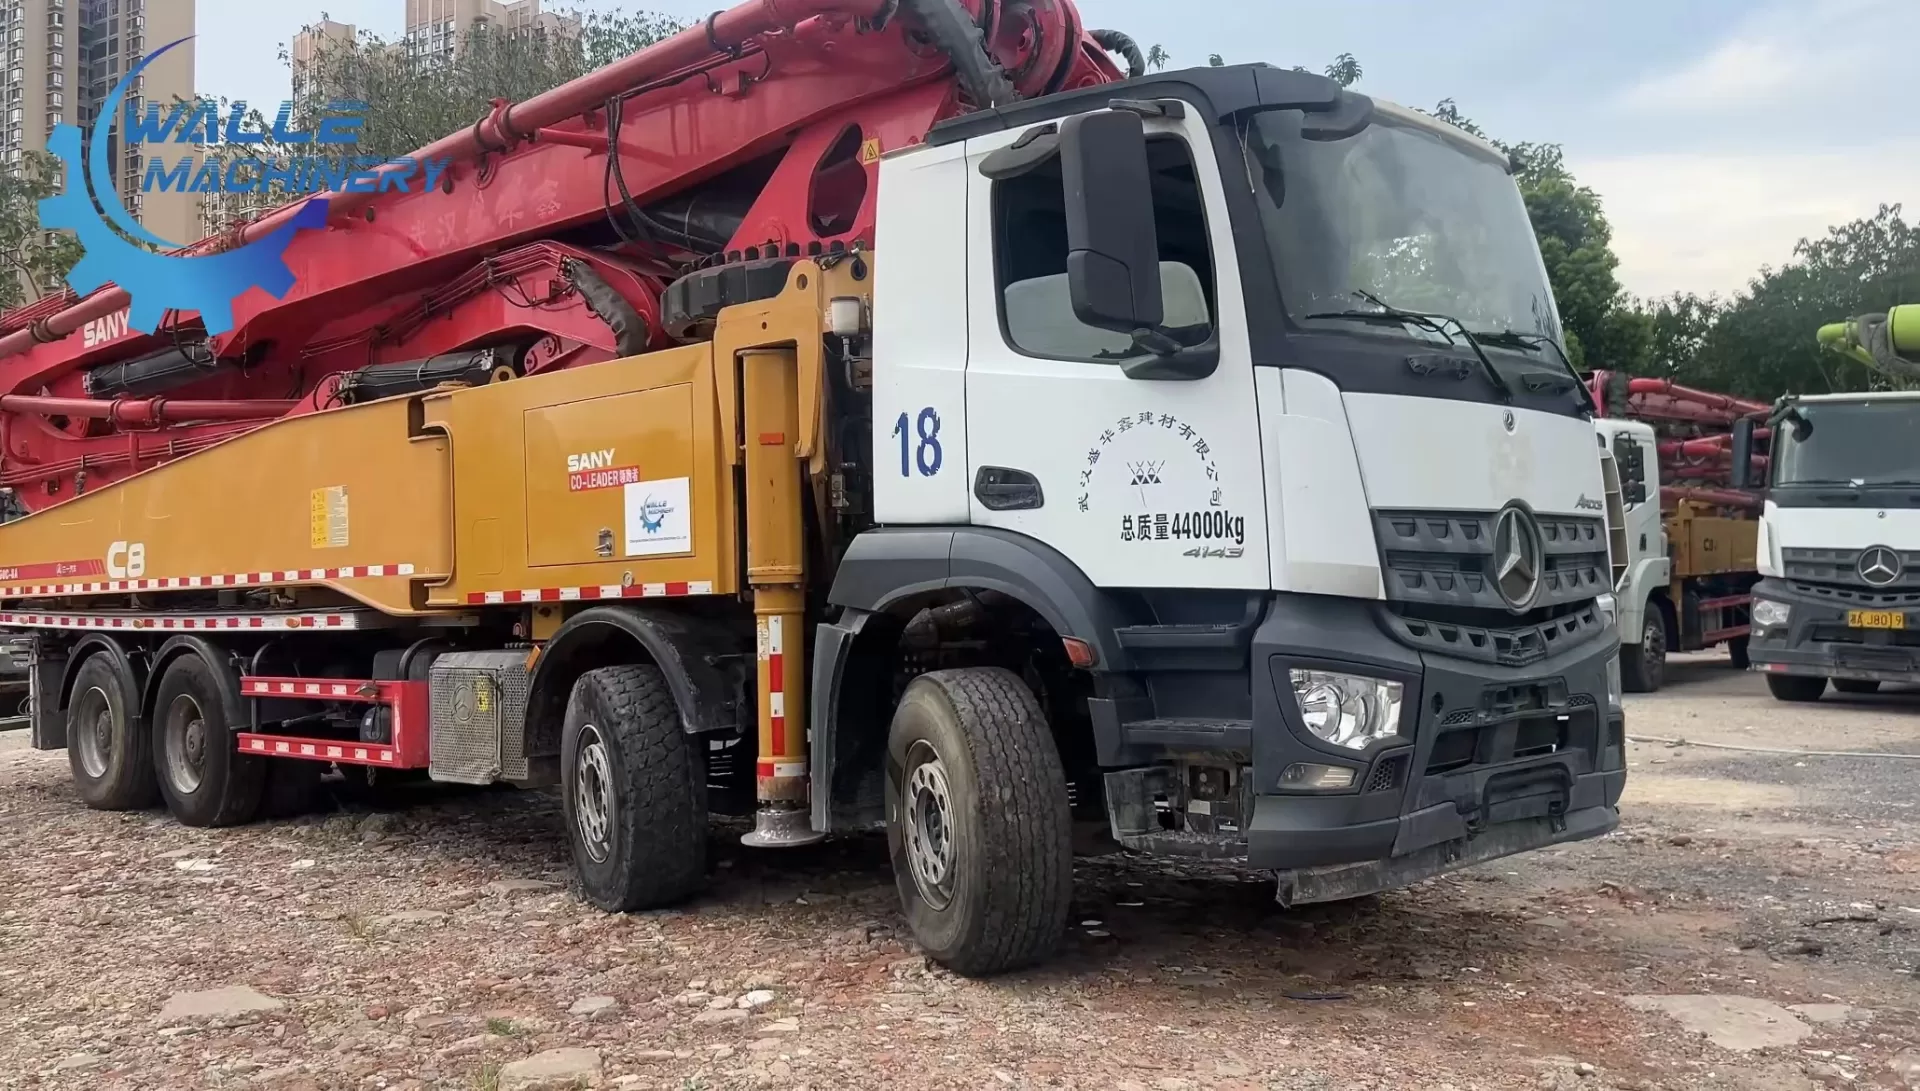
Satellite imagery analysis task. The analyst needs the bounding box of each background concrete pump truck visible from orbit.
[0,0,1625,973]
[1588,373,1763,691]
[1737,304,1920,702]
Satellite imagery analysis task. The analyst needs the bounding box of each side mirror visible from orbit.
[1059,109,1163,334]
[1730,417,1755,491]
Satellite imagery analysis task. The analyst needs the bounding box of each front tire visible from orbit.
[1833,678,1881,695]
[1766,674,1828,702]
[152,654,265,827]
[560,665,707,912]
[66,652,158,811]
[885,668,1072,977]
[1621,616,1667,693]
[1727,635,1751,670]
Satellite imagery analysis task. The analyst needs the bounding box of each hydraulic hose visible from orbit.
[897,0,1018,109]
[1090,29,1146,79]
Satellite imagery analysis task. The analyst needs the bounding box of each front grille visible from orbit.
[1788,579,1920,609]
[1426,709,1592,775]
[1783,548,1920,591]
[1386,601,1608,668]
[1365,753,1407,793]
[1375,509,1610,613]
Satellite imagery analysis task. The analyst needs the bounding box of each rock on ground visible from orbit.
[1625,995,1813,1052]
[157,985,285,1022]
[498,1046,602,1091]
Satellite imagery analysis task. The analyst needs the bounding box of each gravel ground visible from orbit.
[1,652,1916,1091]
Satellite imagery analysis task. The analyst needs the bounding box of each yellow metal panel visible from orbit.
[1666,505,1758,578]
[0,398,450,613]
[522,385,697,568]
[420,343,736,604]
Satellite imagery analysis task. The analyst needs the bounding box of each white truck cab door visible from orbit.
[959,109,1270,590]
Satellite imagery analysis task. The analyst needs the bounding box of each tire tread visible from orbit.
[565,665,707,911]
[913,667,1072,976]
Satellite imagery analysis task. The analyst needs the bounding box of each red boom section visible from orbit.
[0,0,1129,514]
[1587,370,1772,512]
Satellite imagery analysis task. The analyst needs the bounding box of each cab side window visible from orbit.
[992,134,1218,362]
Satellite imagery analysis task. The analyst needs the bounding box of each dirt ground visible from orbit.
[1,652,1916,1091]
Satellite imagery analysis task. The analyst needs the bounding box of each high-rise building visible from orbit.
[291,18,357,103]
[404,0,581,68]
[0,0,198,247]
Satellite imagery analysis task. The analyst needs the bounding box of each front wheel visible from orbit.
[1727,635,1751,670]
[1833,678,1882,695]
[886,668,1072,977]
[1765,674,1828,703]
[1621,616,1667,693]
[560,665,707,912]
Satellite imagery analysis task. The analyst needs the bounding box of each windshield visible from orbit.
[1245,107,1563,345]
[1776,401,1920,486]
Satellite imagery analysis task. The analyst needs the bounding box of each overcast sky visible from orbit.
[196,0,1920,302]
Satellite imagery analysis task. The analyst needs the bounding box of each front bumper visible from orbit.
[1749,577,1920,683]
[1096,594,1625,902]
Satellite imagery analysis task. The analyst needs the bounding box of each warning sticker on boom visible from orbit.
[310,486,349,549]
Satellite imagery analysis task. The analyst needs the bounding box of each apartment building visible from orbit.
[0,0,198,246]
[404,0,580,67]
[291,18,356,102]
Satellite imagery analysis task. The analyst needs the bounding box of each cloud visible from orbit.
[1612,0,1913,115]
[1576,141,1920,299]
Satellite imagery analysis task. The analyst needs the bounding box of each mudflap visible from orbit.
[1273,805,1618,907]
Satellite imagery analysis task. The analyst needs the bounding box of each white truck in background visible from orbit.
[1735,306,1920,701]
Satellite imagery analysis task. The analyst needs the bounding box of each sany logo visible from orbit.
[566,449,617,474]
[82,308,132,349]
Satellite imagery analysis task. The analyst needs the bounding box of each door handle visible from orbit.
[974,466,1044,511]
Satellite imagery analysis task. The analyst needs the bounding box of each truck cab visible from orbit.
[1742,391,1920,700]
[833,66,1626,914]
[1597,415,1758,690]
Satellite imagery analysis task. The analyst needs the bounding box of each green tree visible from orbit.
[1324,53,1362,88]
[0,151,84,311]
[1145,44,1171,71]
[1208,53,1225,67]
[1682,205,1920,396]
[291,10,683,161]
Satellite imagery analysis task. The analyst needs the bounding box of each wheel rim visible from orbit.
[574,723,615,864]
[163,694,209,795]
[903,741,957,910]
[71,685,112,779]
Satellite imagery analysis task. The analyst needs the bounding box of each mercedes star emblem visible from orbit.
[1858,545,1903,587]
[1502,409,1516,433]
[1492,505,1544,610]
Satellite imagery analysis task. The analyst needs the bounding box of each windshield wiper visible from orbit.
[1340,291,1514,403]
[1468,328,1599,414]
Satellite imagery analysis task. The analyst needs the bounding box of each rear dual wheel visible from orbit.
[152,655,265,828]
[66,653,158,811]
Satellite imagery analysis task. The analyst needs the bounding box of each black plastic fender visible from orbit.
[528,604,748,737]
[146,635,249,730]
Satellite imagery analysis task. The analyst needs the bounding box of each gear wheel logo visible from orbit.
[37,37,328,336]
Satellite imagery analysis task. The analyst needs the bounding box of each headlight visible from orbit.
[1288,669,1404,750]
[1752,599,1790,628]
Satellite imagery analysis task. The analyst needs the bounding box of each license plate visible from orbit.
[1846,610,1906,630]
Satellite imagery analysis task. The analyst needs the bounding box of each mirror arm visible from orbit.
[1121,338,1221,381]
